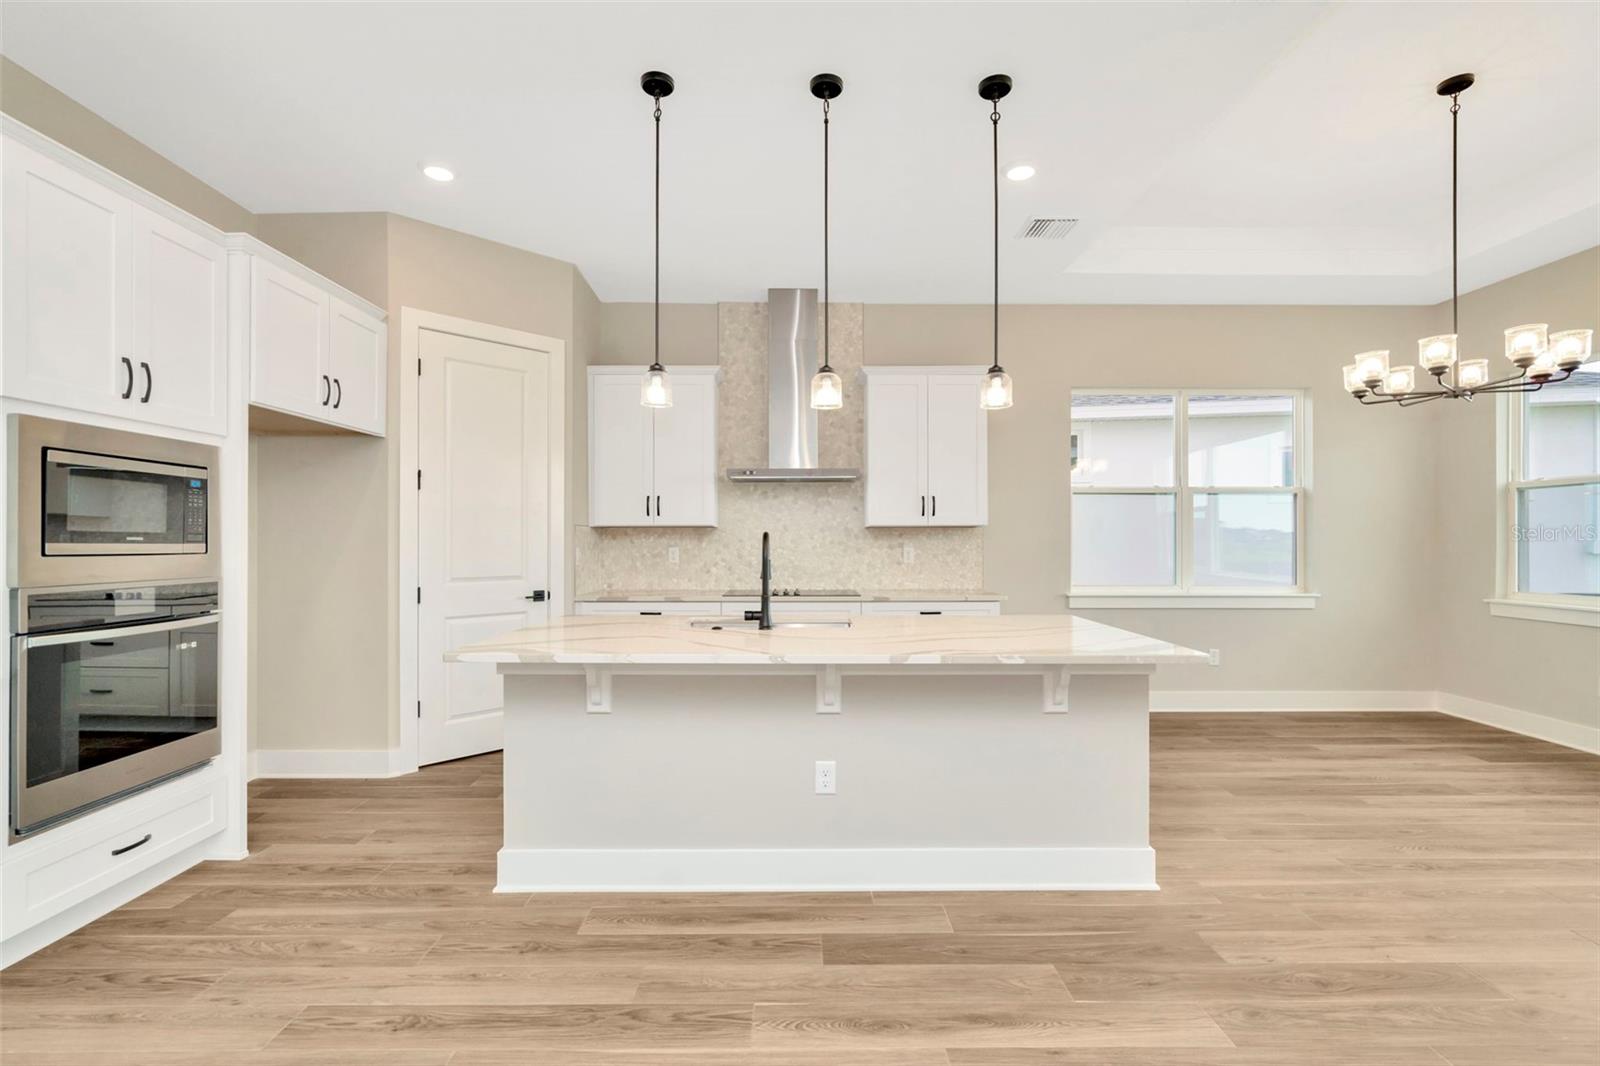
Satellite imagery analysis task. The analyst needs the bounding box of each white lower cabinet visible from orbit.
[1,767,225,943]
[576,602,722,616]
[861,601,1002,616]
[1,128,228,435]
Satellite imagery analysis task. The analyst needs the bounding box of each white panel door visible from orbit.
[650,372,717,526]
[327,296,385,434]
[925,374,988,526]
[249,258,328,418]
[419,327,553,765]
[130,205,227,434]
[1,136,132,414]
[588,372,654,526]
[864,374,928,526]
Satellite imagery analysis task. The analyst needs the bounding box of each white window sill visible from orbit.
[1486,597,1600,628]
[1068,592,1319,610]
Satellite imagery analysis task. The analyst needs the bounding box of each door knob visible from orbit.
[524,590,547,602]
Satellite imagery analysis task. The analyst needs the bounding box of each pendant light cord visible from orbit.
[1450,93,1460,335]
[652,93,663,372]
[990,100,1001,374]
[822,96,831,372]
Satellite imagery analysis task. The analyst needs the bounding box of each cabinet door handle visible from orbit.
[931,495,936,518]
[140,362,152,403]
[639,610,663,616]
[920,496,926,517]
[655,495,661,518]
[919,610,943,615]
[120,357,134,399]
[321,375,331,406]
[332,378,342,409]
[645,495,651,517]
[89,687,115,694]
[89,641,115,647]
[111,833,152,857]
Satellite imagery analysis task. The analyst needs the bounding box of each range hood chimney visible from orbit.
[726,288,858,482]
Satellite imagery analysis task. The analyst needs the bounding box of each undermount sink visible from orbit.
[689,617,853,631]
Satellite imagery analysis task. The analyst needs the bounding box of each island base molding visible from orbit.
[495,845,1158,893]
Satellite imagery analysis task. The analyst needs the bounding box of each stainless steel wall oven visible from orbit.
[9,417,221,837]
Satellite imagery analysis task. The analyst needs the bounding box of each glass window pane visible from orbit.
[1188,394,1295,487]
[1070,393,1175,487]
[1071,493,1176,586]
[1517,484,1600,597]
[1523,364,1600,480]
[1192,492,1297,587]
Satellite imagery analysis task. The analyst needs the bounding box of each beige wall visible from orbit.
[1,57,256,234]
[1433,247,1600,729]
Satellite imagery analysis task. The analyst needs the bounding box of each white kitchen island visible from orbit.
[451,613,1208,893]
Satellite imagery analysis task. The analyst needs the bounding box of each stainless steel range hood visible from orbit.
[726,288,858,483]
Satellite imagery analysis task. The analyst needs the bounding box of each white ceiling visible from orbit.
[2,1,1596,305]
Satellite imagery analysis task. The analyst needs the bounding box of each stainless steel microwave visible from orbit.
[10,416,220,587]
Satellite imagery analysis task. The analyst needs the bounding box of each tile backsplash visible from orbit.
[575,301,985,594]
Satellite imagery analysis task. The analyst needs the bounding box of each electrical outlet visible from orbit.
[1208,648,1221,667]
[902,542,915,565]
[667,546,680,565]
[814,760,837,795]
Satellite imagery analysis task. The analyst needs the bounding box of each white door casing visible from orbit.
[415,323,562,766]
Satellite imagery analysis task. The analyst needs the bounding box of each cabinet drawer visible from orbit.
[2,768,223,936]
[861,601,1002,616]
[720,600,862,616]
[80,636,169,670]
[575,601,721,616]
[68,668,171,717]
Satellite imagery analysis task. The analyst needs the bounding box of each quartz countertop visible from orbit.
[449,614,1208,667]
[575,589,1005,603]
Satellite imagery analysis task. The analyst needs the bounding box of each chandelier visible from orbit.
[1343,73,1591,406]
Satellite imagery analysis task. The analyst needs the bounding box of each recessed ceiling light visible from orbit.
[420,164,455,183]
[1005,164,1036,182]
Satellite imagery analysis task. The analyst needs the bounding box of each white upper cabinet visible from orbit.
[326,295,385,435]
[238,237,386,436]
[863,367,988,527]
[2,130,227,435]
[588,366,718,527]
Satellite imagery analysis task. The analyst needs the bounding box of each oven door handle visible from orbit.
[24,612,220,649]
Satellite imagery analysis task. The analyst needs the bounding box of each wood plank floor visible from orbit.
[2,711,1596,1064]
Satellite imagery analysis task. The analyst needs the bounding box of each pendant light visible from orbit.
[640,71,674,408]
[1340,73,1591,405]
[979,74,1014,410]
[809,73,844,410]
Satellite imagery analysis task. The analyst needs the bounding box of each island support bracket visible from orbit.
[1044,667,1070,714]
[584,666,612,714]
[815,664,841,714]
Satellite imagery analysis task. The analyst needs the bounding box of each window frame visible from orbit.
[1068,387,1315,609]
[1490,389,1600,627]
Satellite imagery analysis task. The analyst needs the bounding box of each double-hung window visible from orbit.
[1495,362,1600,625]
[1069,389,1312,607]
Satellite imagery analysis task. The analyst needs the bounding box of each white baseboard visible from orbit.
[1152,689,1435,712]
[1435,691,1600,754]
[495,845,1157,893]
[250,747,410,779]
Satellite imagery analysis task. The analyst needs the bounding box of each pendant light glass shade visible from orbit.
[980,368,1014,410]
[1418,334,1458,370]
[641,365,672,408]
[810,369,843,410]
[1551,329,1593,369]
[1457,359,1489,389]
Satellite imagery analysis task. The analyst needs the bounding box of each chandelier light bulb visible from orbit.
[1418,334,1458,370]
[1504,323,1548,367]
[1457,359,1489,390]
[1354,350,1390,386]
[1385,366,1417,395]
[1551,329,1593,369]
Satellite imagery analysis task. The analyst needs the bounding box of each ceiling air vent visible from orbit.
[1017,217,1079,239]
